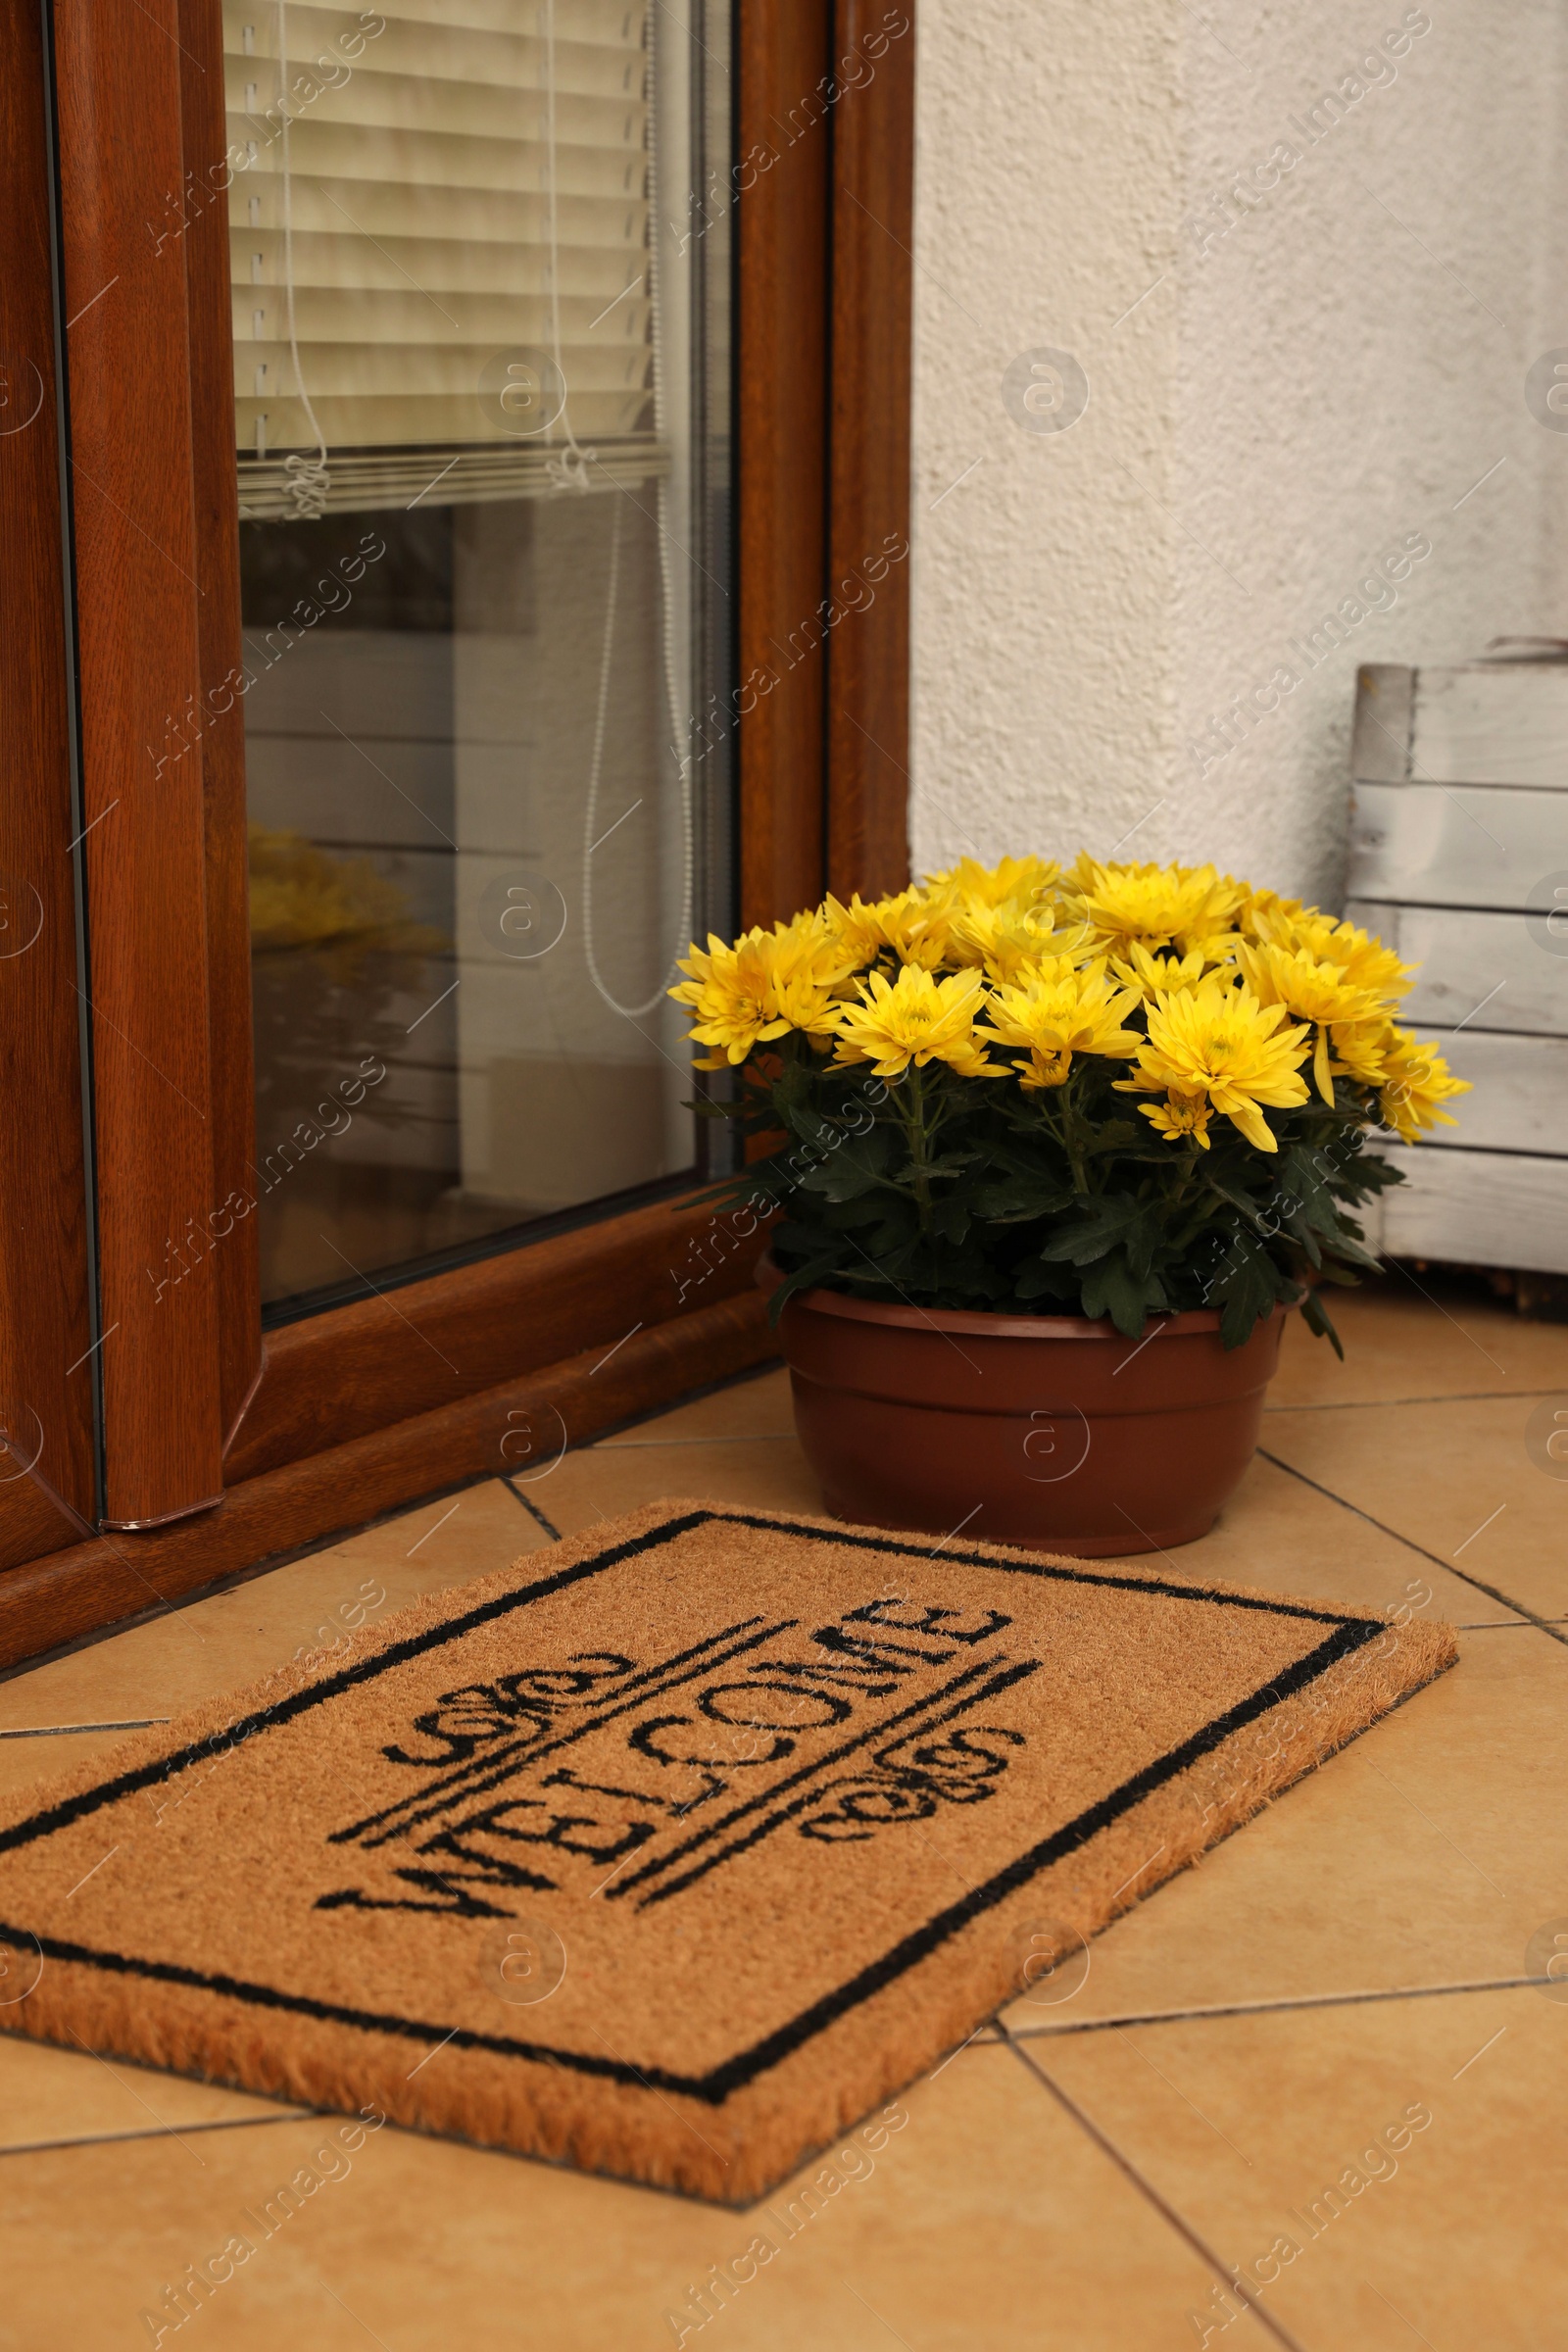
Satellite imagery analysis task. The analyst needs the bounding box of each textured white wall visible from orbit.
[909,0,1568,908]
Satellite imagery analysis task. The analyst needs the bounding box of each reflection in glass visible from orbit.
[222,1,730,1309]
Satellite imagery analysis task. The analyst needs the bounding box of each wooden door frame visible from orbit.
[0,0,915,1670]
[0,0,97,1573]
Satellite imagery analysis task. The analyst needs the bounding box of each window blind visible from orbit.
[224,0,657,516]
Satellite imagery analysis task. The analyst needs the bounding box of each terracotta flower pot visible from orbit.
[762,1260,1288,1557]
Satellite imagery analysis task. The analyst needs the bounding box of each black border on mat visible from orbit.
[0,1509,1388,2107]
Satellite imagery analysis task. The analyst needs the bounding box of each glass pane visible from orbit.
[223,0,732,1313]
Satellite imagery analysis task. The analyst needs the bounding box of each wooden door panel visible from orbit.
[53,0,225,1526]
[737,0,833,930]
[827,0,914,902]
[0,0,96,1528]
[177,0,264,1447]
[0,0,915,1663]
[225,1188,768,1483]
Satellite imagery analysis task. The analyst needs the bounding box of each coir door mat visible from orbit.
[0,1500,1454,2203]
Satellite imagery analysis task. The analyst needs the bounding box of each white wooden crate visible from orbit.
[1347,662,1568,1273]
[1341,904,1560,1033]
[1367,1146,1568,1276]
[1347,781,1564,908]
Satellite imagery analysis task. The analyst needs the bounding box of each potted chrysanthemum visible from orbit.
[672,855,1466,1555]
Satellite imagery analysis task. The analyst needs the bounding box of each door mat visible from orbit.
[0,1500,1454,2203]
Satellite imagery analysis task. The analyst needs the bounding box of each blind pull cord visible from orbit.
[277,0,330,519]
[580,2,694,1022]
[543,0,593,496]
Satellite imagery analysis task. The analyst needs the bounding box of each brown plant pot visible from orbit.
[761,1259,1288,1557]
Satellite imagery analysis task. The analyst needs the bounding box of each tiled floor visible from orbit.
[0,1276,1564,2350]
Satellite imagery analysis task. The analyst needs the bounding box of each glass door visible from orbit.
[220,0,732,1313]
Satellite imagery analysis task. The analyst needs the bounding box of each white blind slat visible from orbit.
[225,70,647,150]
[232,180,641,247]
[224,0,654,504]
[230,123,644,199]
[235,293,651,349]
[228,37,642,102]
[234,227,642,296]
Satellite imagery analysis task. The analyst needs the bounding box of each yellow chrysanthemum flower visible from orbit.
[985,961,1143,1090]
[770,965,853,1052]
[925,854,1060,911]
[947,899,1089,984]
[1328,1016,1397,1092]
[670,930,788,1068]
[1114,975,1311,1152]
[1378,1029,1470,1141]
[669,913,850,1068]
[1067,858,1247,960]
[1247,898,1413,1003]
[1108,941,1230,998]
[823,887,955,971]
[1141,1092,1215,1150]
[1238,941,1387,1104]
[833,965,1004,1081]
[673,857,1450,1182]
[1236,885,1307,945]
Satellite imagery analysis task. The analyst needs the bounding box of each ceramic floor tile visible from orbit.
[594,1362,794,1446]
[520,1435,825,1541]
[0,1728,132,1805]
[0,2034,304,2156]
[0,1296,1556,2341]
[0,2042,1250,2352]
[0,1480,550,1738]
[1001,1627,1566,2034]
[1265,1277,1568,1410]
[1093,1449,1513,1626]
[1261,1396,1568,1626]
[1029,1984,1568,2351]
[315,1476,550,1588]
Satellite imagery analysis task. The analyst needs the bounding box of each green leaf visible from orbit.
[1280,1203,1324,1270]
[1341,1146,1406,1196]
[1206,1235,1293,1349]
[929,1194,973,1245]
[797,1124,901,1202]
[763,1250,845,1322]
[1011,1257,1083,1304]
[1078,1251,1169,1340]
[971,1175,1078,1223]
[1037,1195,1146,1267]
[1322,1224,1384,1276]
[1201,1173,1272,1233]
[1082,1119,1141,1155]
[1298,1287,1345,1359]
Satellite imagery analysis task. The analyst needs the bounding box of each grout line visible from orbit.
[998,2025,1312,2352]
[0,2111,311,2164]
[0,1470,499,1693]
[1255,1449,1568,1647]
[502,1476,563,1544]
[1004,1974,1550,2041]
[1263,1387,1561,1413]
[1455,1616,1568,1631]
[0,1719,170,1739]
